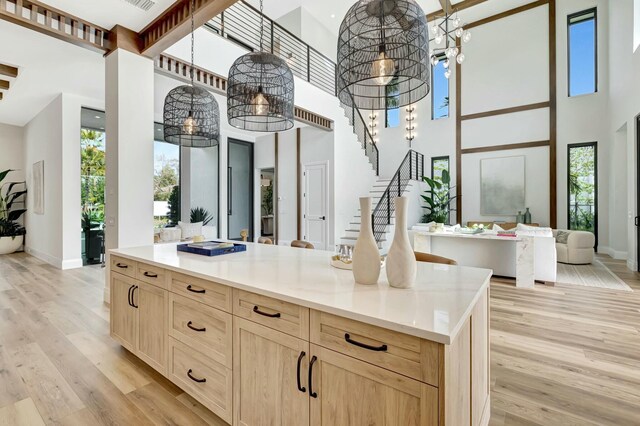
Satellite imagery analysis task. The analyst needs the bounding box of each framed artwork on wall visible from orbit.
[33,160,44,215]
[480,156,525,215]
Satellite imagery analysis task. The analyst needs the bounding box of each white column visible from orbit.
[104,49,155,302]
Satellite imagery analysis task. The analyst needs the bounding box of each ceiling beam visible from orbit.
[427,0,488,21]
[0,79,9,90]
[136,0,239,58]
[438,0,453,14]
[0,93,3,101]
[0,64,18,78]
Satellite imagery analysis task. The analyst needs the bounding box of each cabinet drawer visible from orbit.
[136,262,169,289]
[233,289,309,340]
[168,338,232,424]
[169,293,232,368]
[310,310,440,386]
[170,272,232,313]
[110,255,136,278]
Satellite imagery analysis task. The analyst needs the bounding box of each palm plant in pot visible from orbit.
[421,170,457,226]
[0,169,27,255]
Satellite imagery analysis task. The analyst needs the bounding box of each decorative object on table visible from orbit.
[32,160,44,215]
[336,0,430,111]
[0,169,27,255]
[192,235,205,243]
[190,206,214,226]
[421,169,456,224]
[386,196,417,289]
[352,197,381,285]
[524,207,532,224]
[177,241,246,256]
[458,227,485,235]
[428,0,472,79]
[480,155,525,215]
[227,0,294,132]
[240,229,248,242]
[163,0,220,148]
[516,211,524,224]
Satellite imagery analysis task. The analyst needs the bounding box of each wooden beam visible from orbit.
[0,79,9,90]
[427,0,488,21]
[0,92,3,101]
[138,0,239,58]
[461,140,550,155]
[107,25,142,55]
[549,0,557,229]
[0,63,18,78]
[438,0,453,14]
[461,102,550,121]
[466,0,548,29]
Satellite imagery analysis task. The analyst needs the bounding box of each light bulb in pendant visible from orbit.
[463,31,472,43]
[371,49,395,86]
[443,59,450,69]
[253,88,269,116]
[456,53,465,64]
[183,112,197,135]
[435,34,443,45]
[452,17,461,28]
[455,27,464,38]
[452,47,459,56]
[431,55,439,66]
[444,69,451,79]
[431,24,439,35]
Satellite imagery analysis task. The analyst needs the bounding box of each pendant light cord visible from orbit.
[259,0,264,52]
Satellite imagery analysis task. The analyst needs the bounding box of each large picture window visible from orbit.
[154,124,180,227]
[568,8,597,97]
[568,142,597,246]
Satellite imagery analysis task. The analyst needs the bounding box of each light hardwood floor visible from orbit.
[0,253,639,425]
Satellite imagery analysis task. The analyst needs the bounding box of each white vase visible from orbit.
[386,196,417,289]
[352,197,380,285]
[0,235,23,255]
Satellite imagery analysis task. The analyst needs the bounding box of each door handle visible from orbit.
[321,216,326,220]
[131,286,139,308]
[187,321,206,332]
[116,263,128,269]
[636,217,639,227]
[127,285,135,307]
[143,271,158,278]
[296,351,306,393]
[253,305,281,318]
[308,355,318,398]
[186,284,206,294]
[227,166,232,216]
[344,333,387,352]
[187,369,206,383]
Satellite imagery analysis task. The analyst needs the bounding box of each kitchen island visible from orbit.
[109,242,491,426]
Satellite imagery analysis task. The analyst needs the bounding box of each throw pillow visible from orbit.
[178,221,203,240]
[516,223,538,232]
[555,230,571,244]
[493,224,505,232]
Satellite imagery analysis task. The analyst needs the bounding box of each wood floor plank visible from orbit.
[176,392,229,426]
[0,398,46,426]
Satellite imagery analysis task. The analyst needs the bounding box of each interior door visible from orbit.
[228,139,254,241]
[303,162,328,250]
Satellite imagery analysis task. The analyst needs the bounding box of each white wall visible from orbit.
[275,7,338,61]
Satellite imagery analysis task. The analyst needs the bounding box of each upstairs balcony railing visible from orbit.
[207,1,336,96]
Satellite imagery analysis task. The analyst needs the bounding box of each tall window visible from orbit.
[385,76,400,128]
[568,8,597,97]
[154,124,180,227]
[431,156,451,224]
[431,156,450,181]
[431,55,449,119]
[568,143,597,245]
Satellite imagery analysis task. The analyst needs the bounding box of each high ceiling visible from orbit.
[39,0,177,32]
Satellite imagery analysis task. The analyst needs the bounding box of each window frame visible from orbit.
[567,7,598,97]
[431,53,449,120]
[567,141,598,249]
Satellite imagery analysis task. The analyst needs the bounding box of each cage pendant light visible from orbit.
[163,0,220,147]
[337,0,430,111]
[226,0,295,132]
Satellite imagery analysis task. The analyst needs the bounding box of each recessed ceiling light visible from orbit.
[331,14,335,18]
[95,115,101,119]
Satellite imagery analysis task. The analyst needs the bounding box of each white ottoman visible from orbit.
[553,230,595,264]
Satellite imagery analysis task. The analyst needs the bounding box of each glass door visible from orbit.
[568,142,598,249]
[227,139,254,241]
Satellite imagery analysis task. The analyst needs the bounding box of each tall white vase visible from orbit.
[352,197,380,285]
[386,196,417,289]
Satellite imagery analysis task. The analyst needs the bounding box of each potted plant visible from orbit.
[0,169,27,255]
[190,207,213,225]
[421,170,457,227]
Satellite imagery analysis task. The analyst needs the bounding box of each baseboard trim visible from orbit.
[598,246,628,260]
[24,246,62,269]
[628,259,638,272]
[61,258,83,270]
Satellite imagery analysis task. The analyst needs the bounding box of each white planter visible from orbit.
[0,235,24,255]
[352,197,380,285]
[386,197,417,289]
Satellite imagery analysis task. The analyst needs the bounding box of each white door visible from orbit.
[303,162,328,250]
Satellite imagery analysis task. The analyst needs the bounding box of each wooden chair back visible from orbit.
[257,237,273,245]
[291,240,314,249]
[414,251,457,265]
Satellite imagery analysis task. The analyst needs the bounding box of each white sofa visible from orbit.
[155,225,217,243]
[553,229,595,264]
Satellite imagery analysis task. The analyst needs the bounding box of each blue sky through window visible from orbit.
[432,60,449,119]
[569,13,596,96]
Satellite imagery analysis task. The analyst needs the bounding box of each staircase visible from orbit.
[339,92,379,175]
[340,150,424,251]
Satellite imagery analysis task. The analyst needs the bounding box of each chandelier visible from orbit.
[429,5,471,79]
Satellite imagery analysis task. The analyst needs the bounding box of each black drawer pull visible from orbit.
[309,355,318,398]
[187,321,206,332]
[131,286,138,309]
[344,333,387,352]
[143,271,158,278]
[128,285,135,307]
[253,305,281,318]
[187,369,206,383]
[187,285,206,294]
[116,263,128,269]
[297,351,306,393]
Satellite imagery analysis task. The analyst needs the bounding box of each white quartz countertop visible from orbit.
[110,243,492,344]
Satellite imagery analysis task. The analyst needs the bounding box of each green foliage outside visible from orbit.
[167,185,181,226]
[421,169,456,224]
[154,158,178,202]
[568,145,596,232]
[262,183,273,216]
[81,129,106,225]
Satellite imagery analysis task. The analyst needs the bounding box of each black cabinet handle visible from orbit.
[297,351,306,393]
[187,285,206,294]
[127,285,134,307]
[228,166,233,216]
[116,263,128,269]
[187,321,206,332]
[636,217,639,227]
[187,369,206,383]
[344,333,387,352]
[253,305,281,318]
[308,355,318,398]
[143,271,158,278]
[131,286,138,309]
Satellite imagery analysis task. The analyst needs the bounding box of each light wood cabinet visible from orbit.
[233,317,309,426]
[309,344,438,426]
[110,272,137,352]
[135,281,168,374]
